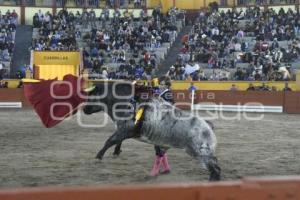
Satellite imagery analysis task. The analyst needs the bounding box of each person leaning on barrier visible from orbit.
[230,84,238,91]
[188,82,197,93]
[283,82,292,91]
[271,86,277,91]
[0,80,8,88]
[259,83,270,91]
[246,83,256,91]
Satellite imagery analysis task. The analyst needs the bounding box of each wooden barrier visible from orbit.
[1,89,300,114]
[173,90,284,106]
[0,88,30,107]
[283,92,300,114]
[0,176,300,200]
[3,79,299,91]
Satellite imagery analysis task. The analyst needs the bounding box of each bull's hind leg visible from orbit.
[185,146,221,181]
[202,155,221,181]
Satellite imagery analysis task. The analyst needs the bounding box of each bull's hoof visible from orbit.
[208,161,221,181]
[113,150,122,156]
[209,173,221,181]
[95,154,103,160]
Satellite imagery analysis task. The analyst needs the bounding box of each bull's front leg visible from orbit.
[96,130,125,160]
[96,120,136,160]
[113,143,122,156]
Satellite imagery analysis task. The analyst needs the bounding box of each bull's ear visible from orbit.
[84,86,96,93]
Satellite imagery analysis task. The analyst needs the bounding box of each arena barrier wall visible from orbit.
[0,176,299,200]
[0,88,30,107]
[173,90,300,114]
[172,90,286,111]
[5,80,297,90]
[173,90,285,106]
[283,92,300,114]
[1,89,300,113]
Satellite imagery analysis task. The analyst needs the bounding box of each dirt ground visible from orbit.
[0,109,299,188]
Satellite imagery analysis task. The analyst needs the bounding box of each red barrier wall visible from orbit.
[0,89,30,106]
[173,90,284,106]
[0,177,300,200]
[283,92,300,114]
[1,89,300,114]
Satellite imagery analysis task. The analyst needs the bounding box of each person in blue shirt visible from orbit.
[188,82,197,93]
[134,65,144,79]
[90,47,98,58]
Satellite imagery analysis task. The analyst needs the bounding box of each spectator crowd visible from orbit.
[167,6,299,82]
[0,9,18,80]
[32,9,78,51]
[58,0,145,9]
[32,6,185,81]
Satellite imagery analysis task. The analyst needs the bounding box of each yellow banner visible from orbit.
[171,81,298,91]
[33,51,80,65]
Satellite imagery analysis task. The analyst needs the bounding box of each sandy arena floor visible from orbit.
[0,109,299,188]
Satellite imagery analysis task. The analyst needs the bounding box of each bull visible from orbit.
[83,81,221,181]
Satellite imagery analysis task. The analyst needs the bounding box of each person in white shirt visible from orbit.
[102,68,108,79]
[211,27,219,36]
[38,10,44,22]
[237,29,244,38]
[234,42,241,51]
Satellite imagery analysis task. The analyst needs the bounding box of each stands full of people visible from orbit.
[0,9,18,79]
[32,6,185,81]
[167,6,299,82]
[32,9,77,51]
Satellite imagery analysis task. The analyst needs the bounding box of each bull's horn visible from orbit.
[84,86,96,93]
[132,81,137,85]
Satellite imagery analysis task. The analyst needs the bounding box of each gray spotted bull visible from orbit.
[83,81,221,181]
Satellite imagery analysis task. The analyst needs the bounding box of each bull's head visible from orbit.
[83,85,104,115]
[83,81,134,121]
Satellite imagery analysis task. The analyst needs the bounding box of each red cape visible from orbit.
[24,74,86,128]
